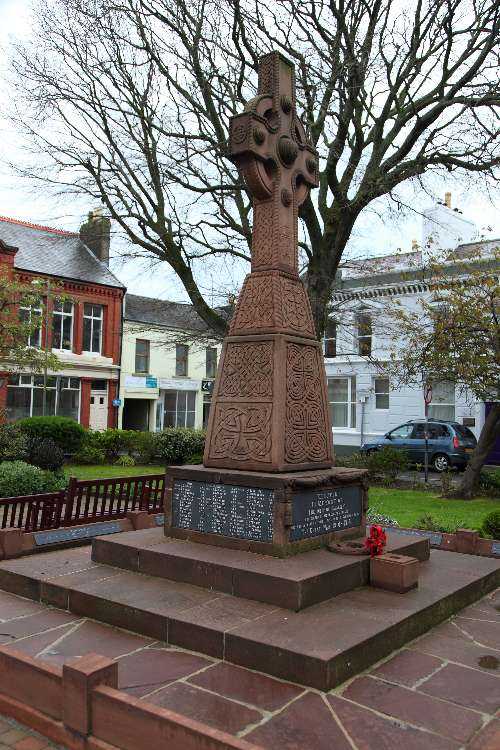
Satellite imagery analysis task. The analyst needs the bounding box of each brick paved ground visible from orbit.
[0,715,63,750]
[0,586,498,749]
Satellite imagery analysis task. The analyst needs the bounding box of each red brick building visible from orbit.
[0,212,125,430]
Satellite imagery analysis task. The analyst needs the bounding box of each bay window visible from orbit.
[6,375,80,421]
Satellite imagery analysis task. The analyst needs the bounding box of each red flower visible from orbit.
[365,524,387,557]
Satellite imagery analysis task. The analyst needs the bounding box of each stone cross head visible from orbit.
[228,52,319,275]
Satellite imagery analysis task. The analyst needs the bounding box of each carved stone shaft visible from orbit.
[204,52,333,472]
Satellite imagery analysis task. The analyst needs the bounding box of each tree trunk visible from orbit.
[454,403,500,499]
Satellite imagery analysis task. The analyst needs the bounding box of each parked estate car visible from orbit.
[360,419,477,472]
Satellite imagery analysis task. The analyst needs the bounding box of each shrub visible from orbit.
[334,452,368,469]
[481,510,500,540]
[0,461,66,498]
[28,437,64,472]
[0,423,29,462]
[134,431,157,464]
[366,447,409,484]
[415,514,468,534]
[479,470,500,497]
[97,429,138,461]
[115,454,135,467]
[18,416,85,454]
[72,445,106,465]
[153,428,206,465]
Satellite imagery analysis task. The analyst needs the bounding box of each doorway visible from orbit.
[123,399,151,431]
[89,380,108,431]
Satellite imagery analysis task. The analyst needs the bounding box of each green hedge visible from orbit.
[18,416,85,453]
[152,428,206,465]
[0,461,67,498]
[0,423,29,462]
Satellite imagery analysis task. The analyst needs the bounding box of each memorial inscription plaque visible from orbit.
[172,479,274,542]
[290,486,362,542]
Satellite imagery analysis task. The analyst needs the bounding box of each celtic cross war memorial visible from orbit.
[164,52,368,555]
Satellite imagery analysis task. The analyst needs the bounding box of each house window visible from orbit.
[428,380,455,421]
[206,347,217,378]
[19,305,42,348]
[203,392,212,429]
[356,311,372,356]
[52,300,73,350]
[324,319,337,358]
[6,375,80,421]
[164,390,196,428]
[176,344,189,376]
[83,304,103,353]
[135,339,150,374]
[374,377,390,409]
[328,376,356,428]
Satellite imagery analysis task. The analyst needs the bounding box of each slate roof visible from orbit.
[125,293,232,333]
[0,216,124,289]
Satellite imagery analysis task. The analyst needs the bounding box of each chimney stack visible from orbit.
[444,191,452,209]
[79,209,111,265]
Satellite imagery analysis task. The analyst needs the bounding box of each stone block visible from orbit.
[0,528,24,559]
[62,653,118,735]
[455,529,479,555]
[370,553,419,593]
[126,510,153,531]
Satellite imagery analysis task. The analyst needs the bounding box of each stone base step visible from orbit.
[0,538,498,690]
[92,528,430,610]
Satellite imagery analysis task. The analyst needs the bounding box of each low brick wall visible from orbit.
[382,526,500,558]
[0,647,261,750]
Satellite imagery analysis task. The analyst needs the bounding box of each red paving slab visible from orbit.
[0,715,63,749]
[342,674,483,743]
[0,582,498,749]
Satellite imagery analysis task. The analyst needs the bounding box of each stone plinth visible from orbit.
[164,465,367,557]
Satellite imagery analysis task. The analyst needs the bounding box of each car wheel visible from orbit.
[433,453,450,472]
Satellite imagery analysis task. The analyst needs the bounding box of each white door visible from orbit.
[90,389,108,431]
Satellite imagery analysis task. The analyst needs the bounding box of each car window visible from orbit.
[454,425,476,440]
[389,424,413,439]
[412,424,449,439]
[411,424,426,438]
[429,425,449,438]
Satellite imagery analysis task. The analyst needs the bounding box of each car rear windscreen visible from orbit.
[454,425,476,441]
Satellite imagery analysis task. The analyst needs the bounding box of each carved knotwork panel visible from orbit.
[230,273,315,337]
[252,201,275,266]
[278,278,315,335]
[208,403,272,463]
[218,341,273,398]
[229,275,276,333]
[285,343,329,464]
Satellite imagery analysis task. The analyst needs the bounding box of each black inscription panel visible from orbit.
[290,486,362,541]
[172,479,274,542]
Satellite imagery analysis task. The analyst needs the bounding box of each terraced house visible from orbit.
[0,211,125,429]
[118,294,222,432]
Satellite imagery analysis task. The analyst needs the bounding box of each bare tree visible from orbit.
[5,0,499,337]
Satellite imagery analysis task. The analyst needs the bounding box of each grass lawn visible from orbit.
[369,486,498,532]
[64,464,164,480]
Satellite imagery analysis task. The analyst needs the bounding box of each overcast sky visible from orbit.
[0,0,498,303]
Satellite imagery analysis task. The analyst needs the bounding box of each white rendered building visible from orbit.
[323,195,499,458]
[118,294,222,432]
